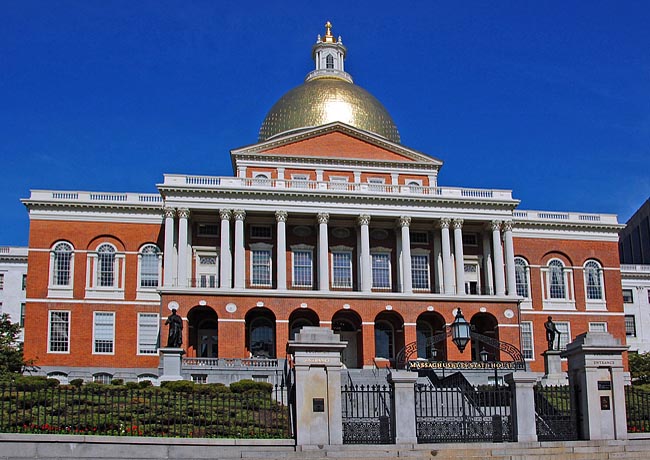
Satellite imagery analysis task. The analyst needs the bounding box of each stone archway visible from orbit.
[187,306,219,358]
[416,311,447,361]
[332,310,362,369]
[288,308,320,341]
[470,312,500,361]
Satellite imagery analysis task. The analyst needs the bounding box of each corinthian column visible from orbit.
[318,212,330,292]
[219,209,232,289]
[453,219,466,295]
[163,208,176,287]
[491,220,506,296]
[358,214,372,292]
[503,220,517,297]
[398,216,412,294]
[177,208,190,287]
[440,218,455,294]
[276,210,288,291]
[233,209,246,289]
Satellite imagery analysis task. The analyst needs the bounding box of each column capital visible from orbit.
[177,208,190,219]
[164,207,176,219]
[491,220,502,232]
[452,218,464,230]
[397,216,411,228]
[233,209,246,221]
[502,220,514,232]
[439,217,451,229]
[275,210,288,223]
[219,209,232,221]
[317,212,330,224]
[357,214,371,226]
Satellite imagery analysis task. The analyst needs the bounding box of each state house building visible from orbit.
[22,25,625,383]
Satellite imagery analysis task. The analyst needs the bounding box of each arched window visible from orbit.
[514,257,530,298]
[548,259,566,299]
[416,321,433,359]
[93,372,112,384]
[47,372,69,384]
[374,320,394,359]
[97,244,116,287]
[326,54,334,69]
[584,260,604,300]
[139,244,160,288]
[250,317,275,358]
[53,242,73,286]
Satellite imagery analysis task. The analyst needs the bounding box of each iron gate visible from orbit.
[534,384,578,441]
[341,384,394,444]
[625,385,650,433]
[415,380,513,443]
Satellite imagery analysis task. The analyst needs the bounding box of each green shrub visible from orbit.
[161,380,195,393]
[193,383,230,395]
[11,375,59,390]
[111,378,124,386]
[125,381,139,389]
[137,380,153,389]
[69,378,84,387]
[230,379,272,394]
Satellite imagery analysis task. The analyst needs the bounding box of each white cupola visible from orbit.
[306,21,353,83]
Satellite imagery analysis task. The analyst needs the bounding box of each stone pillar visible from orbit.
[358,214,372,292]
[233,209,246,289]
[491,220,506,296]
[318,212,330,292]
[219,209,232,289]
[541,350,568,386]
[440,218,455,295]
[482,231,494,295]
[287,327,347,446]
[158,347,185,383]
[505,372,538,442]
[276,210,288,291]
[503,220,517,297]
[562,332,629,440]
[388,371,418,444]
[398,216,412,294]
[163,208,176,287]
[177,208,190,287]
[452,219,465,295]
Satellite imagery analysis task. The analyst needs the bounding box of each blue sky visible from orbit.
[1,1,649,246]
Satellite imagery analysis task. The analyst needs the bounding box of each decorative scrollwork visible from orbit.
[469,331,525,363]
[395,327,451,369]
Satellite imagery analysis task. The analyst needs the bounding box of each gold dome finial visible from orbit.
[322,21,336,43]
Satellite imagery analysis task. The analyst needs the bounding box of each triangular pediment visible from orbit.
[231,122,442,166]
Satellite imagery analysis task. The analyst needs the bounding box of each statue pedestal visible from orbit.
[541,350,567,386]
[158,347,185,383]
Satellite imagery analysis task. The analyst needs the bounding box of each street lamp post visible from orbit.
[451,308,471,353]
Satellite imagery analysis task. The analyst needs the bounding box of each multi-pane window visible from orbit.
[584,260,603,300]
[623,289,634,303]
[371,253,391,289]
[514,257,529,297]
[332,252,352,288]
[326,54,334,69]
[140,245,160,288]
[251,249,272,286]
[138,313,159,354]
[53,242,73,286]
[0,274,3,289]
[554,321,570,351]
[22,274,26,290]
[625,315,637,337]
[292,251,313,287]
[589,322,607,332]
[411,232,429,244]
[97,244,116,287]
[250,225,272,239]
[93,312,115,354]
[411,254,430,290]
[520,321,534,360]
[20,303,25,327]
[548,259,566,299]
[197,256,218,288]
[48,311,70,353]
[374,321,394,359]
[93,373,112,384]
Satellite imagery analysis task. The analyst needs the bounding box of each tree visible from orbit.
[629,352,650,385]
[0,313,31,375]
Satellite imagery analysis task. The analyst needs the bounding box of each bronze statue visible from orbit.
[165,309,183,348]
[544,316,561,351]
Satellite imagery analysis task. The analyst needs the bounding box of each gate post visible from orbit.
[388,370,418,444]
[505,372,538,442]
[287,327,347,446]
[158,347,185,383]
[562,332,628,440]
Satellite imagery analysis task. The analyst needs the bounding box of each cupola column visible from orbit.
[177,208,190,288]
[318,213,330,292]
[453,219,466,295]
[398,216,412,294]
[503,221,517,297]
[439,218,455,295]
[491,220,506,296]
[276,211,288,291]
[219,209,232,289]
[358,214,372,292]
[233,210,246,289]
[163,208,177,287]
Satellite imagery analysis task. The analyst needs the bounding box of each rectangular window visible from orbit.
[251,249,272,286]
[411,254,430,290]
[623,289,634,303]
[290,174,310,189]
[138,313,160,354]
[48,311,70,353]
[22,274,27,290]
[250,225,272,239]
[555,322,570,351]
[411,231,429,244]
[462,233,478,246]
[371,253,391,289]
[197,255,218,288]
[520,321,534,360]
[292,251,313,287]
[93,312,115,354]
[368,177,385,192]
[588,322,607,332]
[625,315,637,337]
[20,303,25,327]
[332,252,352,288]
[196,223,219,237]
[0,273,4,290]
[191,374,207,384]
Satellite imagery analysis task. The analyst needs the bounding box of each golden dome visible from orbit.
[259,78,400,143]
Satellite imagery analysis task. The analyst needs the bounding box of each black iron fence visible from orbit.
[0,381,292,439]
[415,380,513,443]
[625,385,650,433]
[534,384,578,441]
[341,384,394,444]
